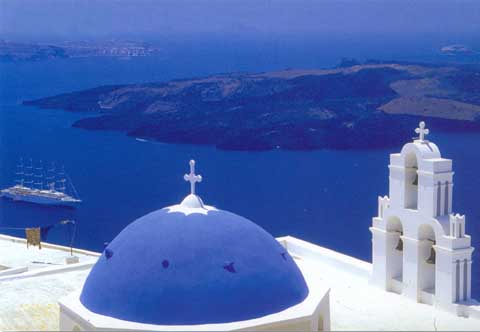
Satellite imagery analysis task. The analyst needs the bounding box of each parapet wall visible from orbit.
[277,236,371,280]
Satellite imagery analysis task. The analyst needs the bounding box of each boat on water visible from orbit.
[0,159,81,207]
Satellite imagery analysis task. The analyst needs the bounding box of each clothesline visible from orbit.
[0,219,75,231]
[0,226,27,230]
[0,220,77,252]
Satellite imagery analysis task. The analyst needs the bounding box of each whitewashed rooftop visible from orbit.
[0,234,98,331]
[0,234,98,272]
[279,236,480,331]
[0,234,479,331]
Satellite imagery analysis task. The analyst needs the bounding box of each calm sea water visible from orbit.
[0,43,479,297]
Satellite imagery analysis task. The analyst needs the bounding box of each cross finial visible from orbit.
[184,160,202,195]
[415,121,429,142]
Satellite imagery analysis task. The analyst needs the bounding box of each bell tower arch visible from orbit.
[404,151,419,209]
[370,121,474,315]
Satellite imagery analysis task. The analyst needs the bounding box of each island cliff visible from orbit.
[24,61,480,150]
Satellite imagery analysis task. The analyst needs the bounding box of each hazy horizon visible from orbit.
[1,0,479,46]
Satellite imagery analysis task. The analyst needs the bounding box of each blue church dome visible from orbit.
[80,161,308,325]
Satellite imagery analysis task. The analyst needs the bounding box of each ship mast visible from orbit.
[23,158,34,188]
[66,171,80,199]
[46,162,56,191]
[15,157,25,187]
[57,166,67,193]
[34,160,44,190]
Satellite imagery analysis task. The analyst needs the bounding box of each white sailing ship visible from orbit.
[1,159,81,207]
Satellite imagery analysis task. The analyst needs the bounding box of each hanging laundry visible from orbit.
[25,227,41,249]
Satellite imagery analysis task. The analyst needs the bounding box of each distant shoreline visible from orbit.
[24,60,480,151]
[0,40,161,62]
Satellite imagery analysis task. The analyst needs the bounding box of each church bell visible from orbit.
[412,174,418,186]
[426,246,436,264]
[395,233,403,251]
[412,166,418,186]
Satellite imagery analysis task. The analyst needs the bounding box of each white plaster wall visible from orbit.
[59,304,329,332]
[316,291,330,331]
[59,310,80,330]
[239,319,311,331]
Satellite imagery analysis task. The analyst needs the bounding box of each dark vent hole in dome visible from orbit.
[281,252,288,260]
[104,248,113,260]
[162,260,169,268]
[223,262,236,273]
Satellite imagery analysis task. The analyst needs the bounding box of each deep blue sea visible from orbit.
[0,40,479,297]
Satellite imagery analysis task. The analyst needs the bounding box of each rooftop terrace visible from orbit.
[0,234,478,331]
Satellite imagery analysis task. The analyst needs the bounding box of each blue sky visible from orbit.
[1,0,479,43]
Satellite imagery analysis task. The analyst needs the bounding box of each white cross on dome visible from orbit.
[184,160,202,195]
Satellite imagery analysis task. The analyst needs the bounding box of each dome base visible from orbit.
[165,195,217,216]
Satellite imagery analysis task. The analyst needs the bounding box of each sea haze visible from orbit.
[0,40,479,298]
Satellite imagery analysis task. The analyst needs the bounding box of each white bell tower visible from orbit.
[370,121,474,315]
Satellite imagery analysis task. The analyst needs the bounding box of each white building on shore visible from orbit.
[0,122,479,331]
